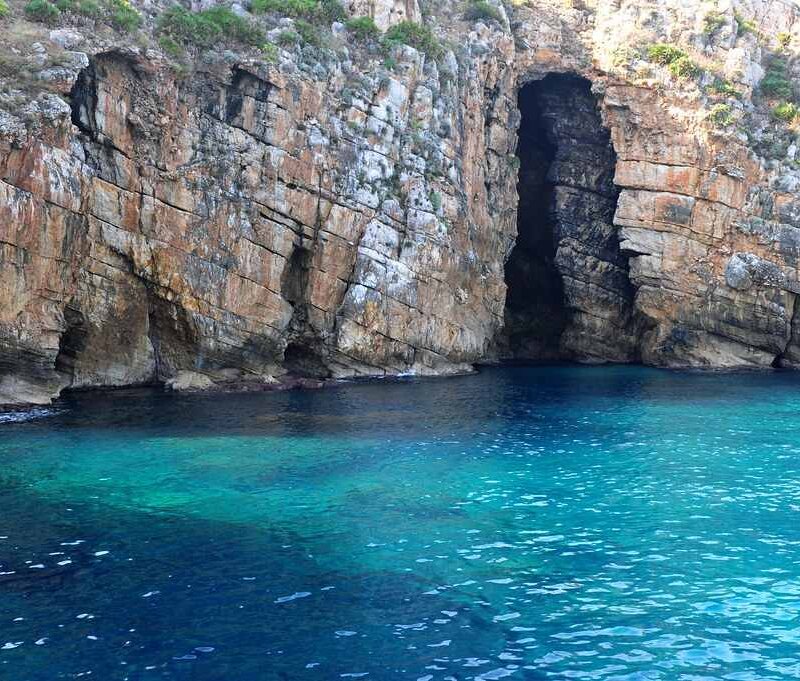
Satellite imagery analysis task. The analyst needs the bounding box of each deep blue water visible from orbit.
[1,366,800,680]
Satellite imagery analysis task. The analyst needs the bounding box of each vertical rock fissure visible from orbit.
[498,73,639,363]
[280,175,331,379]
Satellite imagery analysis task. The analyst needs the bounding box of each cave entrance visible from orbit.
[501,73,635,362]
[502,77,565,360]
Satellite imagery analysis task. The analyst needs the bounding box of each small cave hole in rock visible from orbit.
[69,62,97,137]
[280,244,330,378]
[500,73,636,362]
[55,307,88,380]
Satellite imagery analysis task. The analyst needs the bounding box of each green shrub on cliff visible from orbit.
[707,77,740,98]
[106,0,140,31]
[703,11,725,35]
[158,35,184,58]
[77,0,100,16]
[773,101,798,122]
[252,0,313,14]
[383,21,442,59]
[708,103,734,127]
[24,0,60,23]
[646,43,686,65]
[53,0,100,17]
[0,0,10,18]
[250,0,345,23]
[277,28,299,45]
[158,5,264,48]
[734,12,757,37]
[668,55,700,79]
[761,57,793,99]
[25,0,138,29]
[646,43,700,80]
[464,0,502,24]
[346,16,380,41]
[294,18,322,45]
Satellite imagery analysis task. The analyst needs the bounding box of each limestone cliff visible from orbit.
[2,0,800,405]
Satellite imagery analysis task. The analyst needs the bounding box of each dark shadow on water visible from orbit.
[5,365,800,439]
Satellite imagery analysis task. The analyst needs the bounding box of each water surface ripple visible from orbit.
[1,366,800,680]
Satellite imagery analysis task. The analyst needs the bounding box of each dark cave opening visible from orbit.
[69,61,97,137]
[54,307,88,379]
[502,78,566,360]
[280,243,330,379]
[501,73,636,362]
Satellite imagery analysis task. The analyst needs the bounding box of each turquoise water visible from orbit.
[1,366,800,680]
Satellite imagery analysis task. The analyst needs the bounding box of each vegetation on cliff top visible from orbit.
[761,56,793,99]
[250,0,345,23]
[772,101,798,123]
[157,5,264,49]
[22,0,140,30]
[384,20,442,59]
[707,103,734,127]
[646,43,700,80]
[463,0,502,24]
[758,55,799,125]
[345,15,379,41]
[24,0,59,22]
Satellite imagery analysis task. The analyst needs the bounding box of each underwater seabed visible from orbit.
[1,365,800,679]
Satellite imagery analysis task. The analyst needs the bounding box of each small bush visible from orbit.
[761,57,793,99]
[277,29,298,46]
[250,0,344,23]
[25,0,60,22]
[668,55,700,79]
[55,0,100,15]
[346,15,379,41]
[384,20,442,59]
[707,77,739,98]
[158,35,184,58]
[734,12,756,36]
[773,101,798,122]
[295,17,321,45]
[646,44,700,80]
[318,0,345,22]
[158,5,263,48]
[107,0,141,31]
[205,5,263,42]
[708,103,734,127]
[464,0,502,23]
[646,43,686,65]
[0,0,10,16]
[703,11,725,35]
[429,191,442,212]
[260,41,278,61]
[77,0,98,15]
[251,0,314,15]
[778,32,792,50]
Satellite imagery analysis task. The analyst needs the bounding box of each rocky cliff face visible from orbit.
[2,0,800,405]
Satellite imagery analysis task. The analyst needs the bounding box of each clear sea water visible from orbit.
[1,365,800,681]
